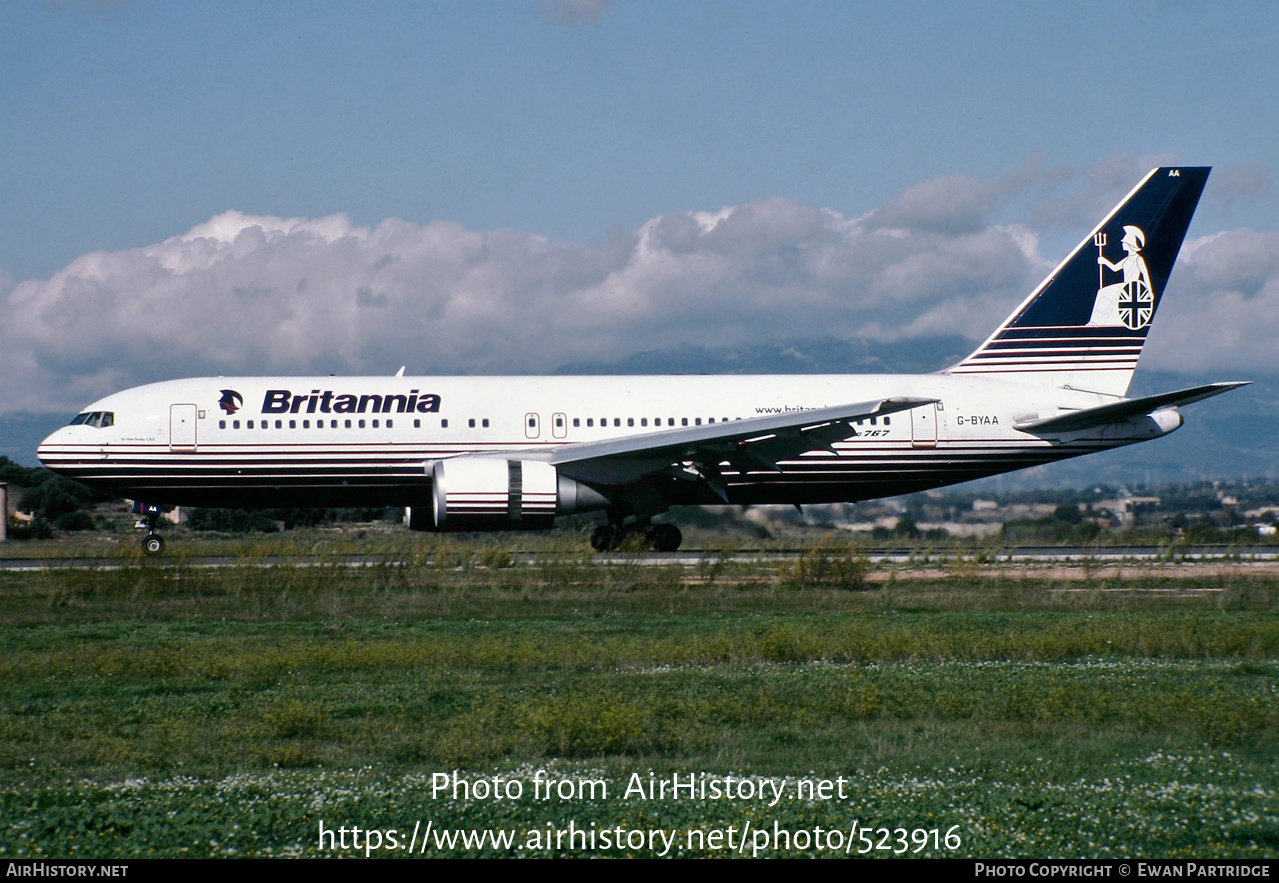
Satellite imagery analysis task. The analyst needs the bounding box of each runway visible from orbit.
[3,544,1278,572]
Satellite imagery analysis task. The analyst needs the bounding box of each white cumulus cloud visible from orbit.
[1,158,1274,415]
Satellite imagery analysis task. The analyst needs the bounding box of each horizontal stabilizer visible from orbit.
[1013,382,1249,434]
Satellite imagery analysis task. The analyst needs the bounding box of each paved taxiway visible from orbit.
[3,544,1279,572]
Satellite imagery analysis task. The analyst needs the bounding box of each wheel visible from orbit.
[142,534,165,555]
[647,523,683,552]
[590,524,618,552]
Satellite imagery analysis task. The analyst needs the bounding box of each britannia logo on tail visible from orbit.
[218,389,243,415]
[1089,225,1154,330]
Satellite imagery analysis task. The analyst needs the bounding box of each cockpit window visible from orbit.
[68,411,114,428]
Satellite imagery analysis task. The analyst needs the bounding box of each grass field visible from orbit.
[1,532,1276,858]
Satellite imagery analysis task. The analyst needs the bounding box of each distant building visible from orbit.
[1095,494,1161,524]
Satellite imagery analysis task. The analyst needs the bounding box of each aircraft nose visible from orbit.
[36,426,73,466]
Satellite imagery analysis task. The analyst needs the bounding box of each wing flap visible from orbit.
[549,396,937,486]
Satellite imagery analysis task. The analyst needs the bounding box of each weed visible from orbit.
[781,539,869,590]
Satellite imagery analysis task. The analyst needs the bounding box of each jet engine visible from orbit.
[404,457,610,532]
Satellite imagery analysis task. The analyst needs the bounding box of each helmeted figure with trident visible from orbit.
[1089,224,1154,328]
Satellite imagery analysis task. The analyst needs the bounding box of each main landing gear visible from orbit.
[590,520,683,553]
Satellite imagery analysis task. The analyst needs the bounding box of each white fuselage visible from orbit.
[36,373,1155,511]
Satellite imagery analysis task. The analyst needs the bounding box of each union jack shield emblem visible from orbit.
[1118,279,1154,330]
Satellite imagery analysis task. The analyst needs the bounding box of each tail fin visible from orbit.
[948,166,1210,396]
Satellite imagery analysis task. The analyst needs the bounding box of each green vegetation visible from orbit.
[0,537,1276,857]
[1,456,107,537]
[184,506,397,533]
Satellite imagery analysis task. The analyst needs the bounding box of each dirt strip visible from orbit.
[868,560,1279,582]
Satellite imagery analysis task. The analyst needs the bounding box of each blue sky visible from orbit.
[2,0,1278,414]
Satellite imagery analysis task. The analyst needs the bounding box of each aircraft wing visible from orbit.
[1013,382,1249,434]
[544,396,938,492]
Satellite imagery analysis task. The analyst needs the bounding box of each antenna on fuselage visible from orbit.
[395,366,405,377]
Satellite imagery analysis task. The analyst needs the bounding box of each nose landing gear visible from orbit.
[131,502,171,555]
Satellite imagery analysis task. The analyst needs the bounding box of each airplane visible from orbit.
[37,166,1246,554]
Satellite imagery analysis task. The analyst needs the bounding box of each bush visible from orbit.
[782,540,869,590]
[6,517,53,540]
[53,510,96,531]
[186,509,282,533]
[0,456,49,487]
[18,475,94,520]
[186,506,395,532]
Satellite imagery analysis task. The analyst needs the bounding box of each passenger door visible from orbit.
[170,403,198,451]
[910,403,937,449]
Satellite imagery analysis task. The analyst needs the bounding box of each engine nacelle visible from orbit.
[404,457,610,532]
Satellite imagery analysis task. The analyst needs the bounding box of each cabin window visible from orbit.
[883,416,891,425]
[372,419,379,428]
[667,418,674,426]
[247,420,254,429]
[587,418,594,427]
[414,419,420,428]
[641,418,647,427]
[573,418,580,428]
[441,419,448,428]
[555,416,564,428]
[482,418,489,428]
[358,419,366,428]
[681,417,688,426]
[695,418,702,425]
[219,420,226,429]
[302,420,309,428]
[289,420,296,428]
[627,417,634,427]
[261,422,267,430]
[614,418,621,427]
[468,418,475,428]
[275,420,283,429]
[233,420,240,429]
[344,419,352,428]
[386,419,393,428]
